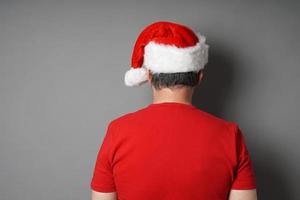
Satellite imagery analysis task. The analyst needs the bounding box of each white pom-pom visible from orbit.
[124,67,148,87]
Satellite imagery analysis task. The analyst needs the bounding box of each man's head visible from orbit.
[144,69,205,103]
[124,21,209,87]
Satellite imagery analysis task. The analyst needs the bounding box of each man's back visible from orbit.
[90,102,257,200]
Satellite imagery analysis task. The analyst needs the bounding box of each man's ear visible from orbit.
[197,69,204,85]
[147,69,152,84]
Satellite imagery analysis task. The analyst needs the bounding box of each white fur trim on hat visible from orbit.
[143,32,209,74]
[124,67,148,87]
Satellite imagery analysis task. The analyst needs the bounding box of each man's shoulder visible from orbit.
[190,109,241,142]
[108,106,147,128]
[195,108,236,131]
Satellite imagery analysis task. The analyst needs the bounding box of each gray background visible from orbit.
[0,0,299,199]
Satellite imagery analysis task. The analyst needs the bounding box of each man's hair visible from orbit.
[150,71,201,90]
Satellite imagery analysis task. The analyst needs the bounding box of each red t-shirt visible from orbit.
[90,102,257,199]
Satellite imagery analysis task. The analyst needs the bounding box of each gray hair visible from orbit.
[150,71,201,90]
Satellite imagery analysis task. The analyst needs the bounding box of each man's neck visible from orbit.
[152,86,194,105]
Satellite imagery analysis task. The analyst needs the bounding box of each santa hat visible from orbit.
[124,21,209,87]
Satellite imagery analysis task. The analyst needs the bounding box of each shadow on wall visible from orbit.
[192,42,292,200]
[254,144,293,200]
[192,42,234,117]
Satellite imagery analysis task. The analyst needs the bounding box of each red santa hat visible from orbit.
[124,21,209,87]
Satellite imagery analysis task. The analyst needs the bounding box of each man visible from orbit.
[90,21,258,200]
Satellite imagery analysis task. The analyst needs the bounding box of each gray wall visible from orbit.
[0,1,299,199]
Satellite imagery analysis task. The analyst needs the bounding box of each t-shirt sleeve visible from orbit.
[231,123,257,190]
[90,122,117,192]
